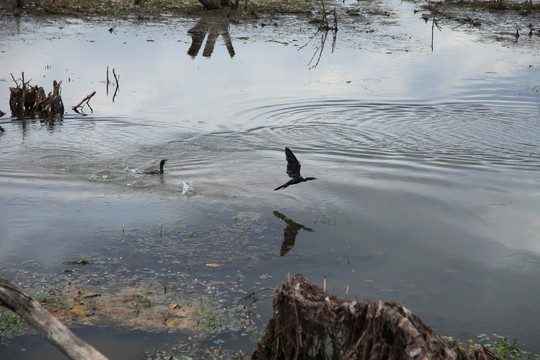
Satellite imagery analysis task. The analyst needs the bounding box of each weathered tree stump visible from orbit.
[0,279,108,360]
[9,73,64,116]
[252,274,500,360]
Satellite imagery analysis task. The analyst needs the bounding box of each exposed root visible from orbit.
[252,274,504,360]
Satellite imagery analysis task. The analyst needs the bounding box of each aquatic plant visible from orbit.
[472,334,539,360]
[0,309,27,340]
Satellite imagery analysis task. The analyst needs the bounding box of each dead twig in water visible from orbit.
[318,0,338,31]
[105,66,120,102]
[73,91,96,114]
[431,15,442,51]
[204,345,219,360]
[112,68,120,102]
[112,68,120,85]
[238,287,276,340]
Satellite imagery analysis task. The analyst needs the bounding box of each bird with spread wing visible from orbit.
[274,147,317,191]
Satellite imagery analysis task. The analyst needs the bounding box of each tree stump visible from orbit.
[252,274,500,360]
[9,73,64,117]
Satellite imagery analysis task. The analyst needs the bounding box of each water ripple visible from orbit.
[236,98,540,171]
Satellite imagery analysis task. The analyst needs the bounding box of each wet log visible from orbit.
[0,279,108,360]
[252,274,500,360]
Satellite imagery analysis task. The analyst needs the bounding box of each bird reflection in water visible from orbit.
[273,211,315,256]
[187,18,235,58]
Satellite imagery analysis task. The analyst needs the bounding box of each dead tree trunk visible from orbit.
[252,274,501,360]
[0,279,108,360]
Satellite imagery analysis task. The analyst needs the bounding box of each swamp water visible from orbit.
[1,0,540,358]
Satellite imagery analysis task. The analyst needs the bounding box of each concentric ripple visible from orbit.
[235,98,540,171]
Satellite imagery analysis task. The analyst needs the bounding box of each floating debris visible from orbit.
[63,260,93,265]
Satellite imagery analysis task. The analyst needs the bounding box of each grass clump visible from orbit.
[0,309,28,341]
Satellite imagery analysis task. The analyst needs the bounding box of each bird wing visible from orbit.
[285,147,301,178]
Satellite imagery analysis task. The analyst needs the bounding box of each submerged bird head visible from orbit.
[304,177,318,181]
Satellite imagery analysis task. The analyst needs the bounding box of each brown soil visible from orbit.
[4,0,314,17]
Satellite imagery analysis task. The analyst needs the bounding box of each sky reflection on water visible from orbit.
[1,1,540,357]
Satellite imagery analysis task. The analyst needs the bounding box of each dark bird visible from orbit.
[274,147,317,191]
[273,211,314,256]
[144,159,168,175]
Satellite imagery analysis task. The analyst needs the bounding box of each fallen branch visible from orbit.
[73,91,96,113]
[0,279,108,360]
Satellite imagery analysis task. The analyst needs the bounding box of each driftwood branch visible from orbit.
[73,91,96,113]
[0,279,108,360]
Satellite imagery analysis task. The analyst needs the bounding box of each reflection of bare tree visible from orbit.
[421,13,442,51]
[187,18,235,58]
[299,28,338,69]
[299,1,338,69]
[273,211,315,256]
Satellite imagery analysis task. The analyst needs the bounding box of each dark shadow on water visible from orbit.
[187,18,235,58]
[273,210,315,256]
[8,114,63,137]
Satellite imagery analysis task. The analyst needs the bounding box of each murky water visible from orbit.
[1,0,540,357]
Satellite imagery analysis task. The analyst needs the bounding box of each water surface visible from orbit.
[1,1,540,357]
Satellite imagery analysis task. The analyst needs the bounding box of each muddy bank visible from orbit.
[3,0,539,45]
[0,0,313,18]
[416,0,540,44]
